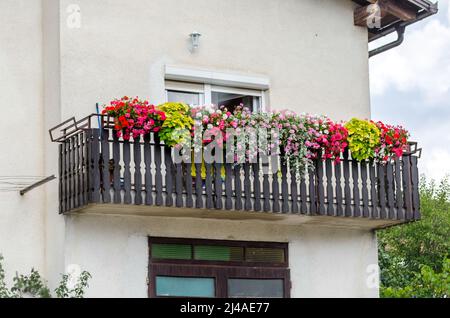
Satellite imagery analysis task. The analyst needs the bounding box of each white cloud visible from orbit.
[370,5,450,105]
[370,2,450,181]
[448,0,450,23]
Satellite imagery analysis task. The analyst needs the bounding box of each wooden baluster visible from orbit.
[378,164,387,219]
[90,129,101,204]
[335,161,343,216]
[65,139,70,210]
[243,163,252,211]
[72,136,78,209]
[410,156,420,220]
[154,136,163,206]
[143,134,153,206]
[175,161,183,208]
[343,150,352,217]
[262,163,271,212]
[280,160,289,213]
[195,161,203,209]
[68,137,74,210]
[122,136,132,204]
[82,131,89,206]
[205,162,213,209]
[352,159,360,217]
[112,132,121,204]
[369,162,379,219]
[133,136,142,205]
[224,155,233,210]
[214,158,223,210]
[386,161,395,219]
[76,134,83,208]
[101,129,111,204]
[300,169,307,215]
[185,158,194,209]
[59,143,63,213]
[271,155,280,213]
[326,160,334,216]
[290,166,299,214]
[164,146,174,206]
[402,156,413,220]
[316,159,325,215]
[360,161,370,218]
[252,162,262,212]
[308,163,316,215]
[234,164,243,210]
[394,158,403,220]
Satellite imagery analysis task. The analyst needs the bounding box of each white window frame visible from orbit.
[165,82,266,111]
[164,65,269,111]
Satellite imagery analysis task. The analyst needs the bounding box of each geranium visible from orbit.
[102,96,165,140]
[270,110,310,178]
[191,105,236,148]
[303,114,348,164]
[373,121,409,163]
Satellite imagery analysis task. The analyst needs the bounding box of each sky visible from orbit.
[369,0,450,182]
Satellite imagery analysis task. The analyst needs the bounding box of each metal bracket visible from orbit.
[20,175,56,196]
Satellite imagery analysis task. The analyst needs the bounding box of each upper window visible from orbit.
[166,80,265,112]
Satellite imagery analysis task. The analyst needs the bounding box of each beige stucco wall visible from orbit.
[0,0,46,280]
[59,0,370,121]
[0,0,375,296]
[64,214,379,298]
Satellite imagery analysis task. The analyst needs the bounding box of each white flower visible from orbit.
[207,124,213,129]
[196,112,202,118]
[222,114,228,120]
[216,110,222,114]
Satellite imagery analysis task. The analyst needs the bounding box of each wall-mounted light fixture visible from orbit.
[189,32,201,52]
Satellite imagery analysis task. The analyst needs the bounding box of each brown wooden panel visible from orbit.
[343,150,352,217]
[154,135,164,206]
[402,156,413,220]
[335,162,343,216]
[133,136,143,205]
[101,129,111,204]
[90,129,101,203]
[122,137,132,204]
[394,158,404,220]
[378,164,387,219]
[386,161,396,219]
[325,160,334,216]
[316,159,325,215]
[253,162,262,212]
[360,161,370,218]
[143,134,153,206]
[410,156,420,220]
[164,146,174,207]
[112,133,121,204]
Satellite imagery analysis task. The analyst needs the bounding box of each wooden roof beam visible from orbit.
[354,0,417,27]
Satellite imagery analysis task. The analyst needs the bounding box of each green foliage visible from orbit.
[345,118,380,161]
[381,258,450,298]
[11,269,51,298]
[54,271,92,298]
[0,255,11,298]
[157,102,194,147]
[0,255,91,298]
[378,177,450,298]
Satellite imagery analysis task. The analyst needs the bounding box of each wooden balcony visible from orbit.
[51,115,421,229]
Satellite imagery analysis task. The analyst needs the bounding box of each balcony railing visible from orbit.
[51,115,421,223]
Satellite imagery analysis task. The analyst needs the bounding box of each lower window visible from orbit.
[148,237,290,298]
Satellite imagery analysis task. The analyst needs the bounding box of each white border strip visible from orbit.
[165,65,270,90]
